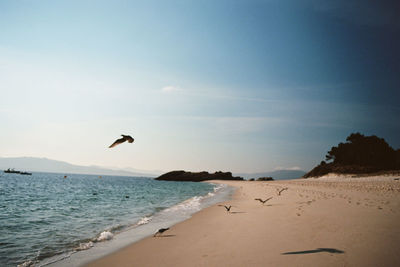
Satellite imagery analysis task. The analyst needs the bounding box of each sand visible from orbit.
[86,175,400,267]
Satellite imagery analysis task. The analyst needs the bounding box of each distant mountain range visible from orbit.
[0,157,160,177]
[236,170,306,180]
[0,156,305,180]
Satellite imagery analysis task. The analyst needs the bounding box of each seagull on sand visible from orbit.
[109,134,134,148]
[154,228,170,237]
[254,197,273,204]
[218,205,232,212]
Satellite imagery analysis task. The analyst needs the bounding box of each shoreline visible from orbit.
[86,176,400,267]
[43,181,235,267]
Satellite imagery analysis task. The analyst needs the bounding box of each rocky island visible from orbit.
[155,170,243,182]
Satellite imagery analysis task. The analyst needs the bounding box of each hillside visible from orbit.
[0,157,159,177]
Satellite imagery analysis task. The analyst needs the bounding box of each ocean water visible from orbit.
[0,172,233,267]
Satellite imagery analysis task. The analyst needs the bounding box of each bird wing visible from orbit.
[255,198,262,201]
[109,137,126,148]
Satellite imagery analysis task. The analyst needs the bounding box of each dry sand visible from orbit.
[86,174,400,267]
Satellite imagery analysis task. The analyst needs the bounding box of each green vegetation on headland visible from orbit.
[155,170,244,182]
[304,133,400,178]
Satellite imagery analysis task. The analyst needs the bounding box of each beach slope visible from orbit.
[86,175,400,267]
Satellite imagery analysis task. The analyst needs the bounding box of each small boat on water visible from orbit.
[3,168,32,175]
[4,168,21,174]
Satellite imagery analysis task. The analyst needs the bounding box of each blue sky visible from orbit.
[1,0,399,173]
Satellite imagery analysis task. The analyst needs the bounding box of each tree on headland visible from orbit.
[304,133,400,178]
[325,133,397,169]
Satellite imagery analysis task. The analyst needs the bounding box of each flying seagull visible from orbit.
[218,205,232,212]
[255,197,273,204]
[154,228,170,237]
[109,134,134,148]
[276,187,288,196]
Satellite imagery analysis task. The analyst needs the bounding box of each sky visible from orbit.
[1,0,399,174]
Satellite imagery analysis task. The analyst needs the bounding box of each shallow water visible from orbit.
[0,172,229,267]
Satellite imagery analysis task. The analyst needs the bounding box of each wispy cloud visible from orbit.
[274,166,302,171]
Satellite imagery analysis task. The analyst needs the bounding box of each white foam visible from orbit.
[75,241,94,251]
[97,231,113,242]
[164,196,203,212]
[163,184,229,214]
[137,216,152,225]
[213,183,226,192]
[18,260,34,267]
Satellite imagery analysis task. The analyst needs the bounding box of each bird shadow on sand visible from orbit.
[229,211,246,214]
[282,248,345,255]
[155,234,176,238]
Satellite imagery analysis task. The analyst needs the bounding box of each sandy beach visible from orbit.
[86,175,400,267]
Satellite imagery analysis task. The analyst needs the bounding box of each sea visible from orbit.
[0,172,234,267]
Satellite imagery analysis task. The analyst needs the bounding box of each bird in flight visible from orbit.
[254,197,273,204]
[109,134,134,148]
[218,205,232,212]
[276,187,288,196]
[154,228,170,237]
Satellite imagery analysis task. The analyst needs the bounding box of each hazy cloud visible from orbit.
[212,116,281,135]
[274,166,302,171]
[161,85,181,93]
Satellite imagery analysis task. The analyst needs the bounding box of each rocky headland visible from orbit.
[304,133,400,178]
[155,170,243,182]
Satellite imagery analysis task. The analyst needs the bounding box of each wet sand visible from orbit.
[86,175,400,267]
